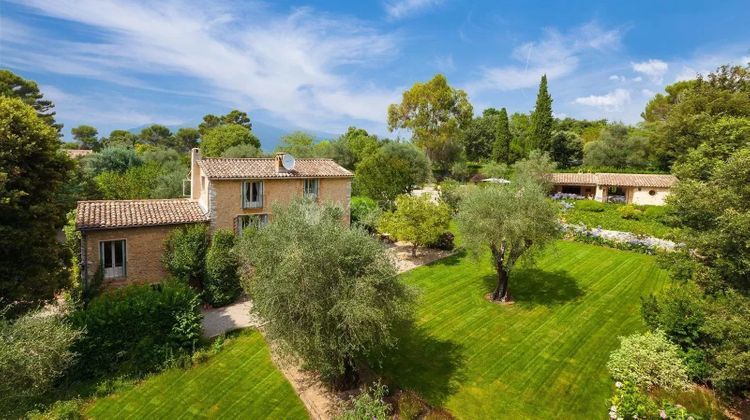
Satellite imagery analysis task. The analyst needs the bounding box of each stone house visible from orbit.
[550,172,677,205]
[76,149,353,288]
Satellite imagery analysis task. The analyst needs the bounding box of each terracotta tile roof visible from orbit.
[595,173,677,188]
[76,199,209,230]
[550,173,597,185]
[198,158,353,179]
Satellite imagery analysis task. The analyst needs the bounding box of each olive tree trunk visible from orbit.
[490,244,511,302]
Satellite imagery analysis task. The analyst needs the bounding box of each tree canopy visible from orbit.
[71,125,100,151]
[201,124,261,157]
[0,69,61,131]
[529,75,554,152]
[380,194,451,257]
[354,142,431,205]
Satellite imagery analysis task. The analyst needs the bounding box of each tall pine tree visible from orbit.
[492,108,512,163]
[529,75,554,152]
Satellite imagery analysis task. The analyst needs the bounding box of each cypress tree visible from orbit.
[492,108,512,163]
[529,75,554,152]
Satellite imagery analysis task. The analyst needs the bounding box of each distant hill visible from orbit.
[128,120,338,152]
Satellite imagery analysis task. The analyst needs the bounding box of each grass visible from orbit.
[85,330,306,419]
[379,240,671,419]
[563,201,678,239]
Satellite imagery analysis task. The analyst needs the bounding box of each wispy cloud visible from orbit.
[3,0,401,132]
[384,0,443,20]
[574,88,631,110]
[432,54,455,72]
[631,59,668,83]
[467,22,622,93]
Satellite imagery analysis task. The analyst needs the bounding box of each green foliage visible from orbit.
[0,312,83,411]
[236,200,414,386]
[220,143,261,158]
[548,130,583,168]
[204,230,241,307]
[607,330,691,391]
[338,382,391,420]
[529,75,554,152]
[69,281,202,378]
[509,112,531,161]
[138,124,174,148]
[350,196,382,232]
[275,131,319,157]
[105,129,137,148]
[492,107,512,163]
[0,96,73,311]
[71,125,100,151]
[26,398,84,420]
[92,148,186,199]
[388,74,473,169]
[163,224,209,286]
[354,142,431,205]
[84,146,142,175]
[583,124,652,169]
[608,381,698,420]
[462,108,498,161]
[173,127,201,152]
[575,200,605,212]
[456,177,559,301]
[618,204,643,220]
[329,127,381,169]
[380,194,452,256]
[437,179,464,213]
[0,69,60,130]
[201,124,261,157]
[511,149,556,191]
[198,109,252,135]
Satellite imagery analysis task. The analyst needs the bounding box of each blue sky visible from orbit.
[1,0,749,140]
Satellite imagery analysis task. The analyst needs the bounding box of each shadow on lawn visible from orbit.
[426,249,466,268]
[481,268,585,307]
[377,321,466,407]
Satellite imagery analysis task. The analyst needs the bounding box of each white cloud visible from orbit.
[432,54,455,72]
[384,0,442,20]
[609,74,622,81]
[641,88,656,97]
[4,0,401,132]
[631,59,668,83]
[632,76,642,82]
[467,22,622,92]
[574,88,631,110]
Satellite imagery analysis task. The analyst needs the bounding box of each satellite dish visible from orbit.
[281,154,296,171]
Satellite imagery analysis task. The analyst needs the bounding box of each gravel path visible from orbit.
[201,297,261,338]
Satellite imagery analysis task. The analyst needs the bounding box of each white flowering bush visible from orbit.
[607,330,691,391]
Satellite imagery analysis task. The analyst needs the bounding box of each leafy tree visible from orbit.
[354,142,431,205]
[0,97,73,311]
[0,311,82,412]
[462,108,499,161]
[643,64,750,169]
[201,124,261,157]
[174,127,201,152]
[456,177,558,301]
[275,131,317,157]
[221,143,261,158]
[529,75,554,152]
[607,330,691,391]
[339,382,391,420]
[548,130,583,168]
[85,146,142,175]
[236,200,414,388]
[71,125,100,150]
[380,194,451,257]
[388,74,473,169]
[583,124,651,169]
[0,69,61,131]
[492,108,512,163]
[204,230,241,307]
[555,117,608,144]
[142,148,188,198]
[138,124,174,147]
[198,109,252,135]
[106,129,137,148]
[163,224,209,287]
[94,164,159,199]
[329,127,380,169]
[512,149,556,191]
[350,196,382,233]
[509,112,531,161]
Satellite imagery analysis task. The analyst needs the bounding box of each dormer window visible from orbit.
[242,180,263,208]
[304,179,319,200]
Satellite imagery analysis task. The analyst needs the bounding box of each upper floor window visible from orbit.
[304,179,319,200]
[242,180,263,208]
[100,239,126,279]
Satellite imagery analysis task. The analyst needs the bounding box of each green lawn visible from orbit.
[85,330,307,419]
[563,202,678,238]
[380,240,670,419]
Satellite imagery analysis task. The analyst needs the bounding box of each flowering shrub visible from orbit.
[608,195,627,204]
[563,224,661,254]
[607,330,691,392]
[550,192,586,201]
[609,381,696,420]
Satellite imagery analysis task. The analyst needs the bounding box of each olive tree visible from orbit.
[236,200,414,388]
[380,194,451,257]
[456,179,559,302]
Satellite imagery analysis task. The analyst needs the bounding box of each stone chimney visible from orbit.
[190,148,202,199]
[275,152,285,173]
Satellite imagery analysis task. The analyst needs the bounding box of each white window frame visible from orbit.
[242,180,264,209]
[303,178,319,200]
[237,214,269,233]
[99,239,126,279]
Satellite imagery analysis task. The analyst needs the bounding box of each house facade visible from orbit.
[550,172,677,205]
[76,149,353,288]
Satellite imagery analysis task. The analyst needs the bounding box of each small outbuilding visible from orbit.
[550,172,677,205]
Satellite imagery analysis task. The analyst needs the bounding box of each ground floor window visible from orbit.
[237,214,269,233]
[100,239,126,279]
[303,178,319,200]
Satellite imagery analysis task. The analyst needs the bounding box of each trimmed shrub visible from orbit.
[607,330,690,391]
[618,205,643,220]
[0,312,82,412]
[204,229,241,307]
[69,281,202,378]
[338,382,391,420]
[163,224,209,286]
[427,231,455,251]
[574,200,605,212]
